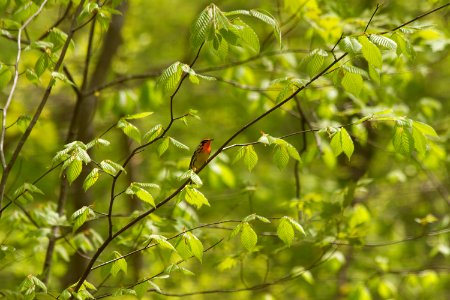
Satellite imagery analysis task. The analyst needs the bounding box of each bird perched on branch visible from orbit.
[189,138,213,173]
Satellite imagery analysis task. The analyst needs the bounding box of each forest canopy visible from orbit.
[0,0,449,299]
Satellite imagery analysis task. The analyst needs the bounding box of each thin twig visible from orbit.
[0,0,50,169]
[0,0,87,218]
[364,3,382,33]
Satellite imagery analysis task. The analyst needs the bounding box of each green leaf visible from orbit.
[240,222,257,251]
[71,206,95,233]
[123,112,153,120]
[147,234,176,251]
[30,275,47,293]
[170,137,190,151]
[117,119,141,144]
[134,281,151,299]
[66,159,82,184]
[412,126,427,154]
[330,128,354,160]
[284,216,306,235]
[368,65,380,84]
[273,144,290,170]
[143,124,163,143]
[359,35,382,68]
[342,71,363,97]
[285,142,301,161]
[339,36,362,54]
[369,34,397,50]
[190,4,215,49]
[391,32,415,60]
[13,182,44,199]
[232,19,260,54]
[243,145,258,171]
[99,160,126,176]
[186,232,204,262]
[34,54,49,77]
[412,121,438,137]
[83,168,99,191]
[51,71,75,86]
[277,217,295,246]
[126,183,156,207]
[303,49,328,77]
[158,137,170,156]
[110,251,127,277]
[256,215,271,223]
[180,185,210,209]
[157,62,183,93]
[392,122,414,156]
[226,9,281,46]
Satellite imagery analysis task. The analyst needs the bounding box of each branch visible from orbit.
[74,43,206,293]
[72,3,450,293]
[0,0,87,217]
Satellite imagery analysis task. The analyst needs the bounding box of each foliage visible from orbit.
[0,1,449,299]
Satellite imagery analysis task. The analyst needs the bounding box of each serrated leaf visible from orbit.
[285,142,301,161]
[359,35,382,68]
[240,222,257,251]
[100,160,126,176]
[369,34,397,50]
[392,123,414,156]
[330,128,354,160]
[83,168,99,191]
[124,112,153,120]
[391,32,415,60]
[186,232,204,262]
[143,124,163,143]
[117,119,141,144]
[230,223,242,238]
[225,9,281,46]
[182,185,210,209]
[158,137,170,156]
[412,126,427,154]
[412,121,438,137]
[343,65,368,78]
[243,145,258,171]
[30,275,47,293]
[66,159,82,184]
[156,62,183,93]
[110,251,127,277]
[368,65,380,84]
[126,183,156,207]
[303,49,328,77]
[342,71,363,97]
[86,138,110,149]
[34,54,49,77]
[135,187,156,207]
[134,281,151,299]
[148,234,175,251]
[232,19,260,54]
[285,216,306,235]
[256,215,271,223]
[13,183,44,198]
[170,137,190,151]
[273,144,290,170]
[277,218,295,246]
[339,36,362,54]
[71,206,94,233]
[190,4,215,49]
[51,71,74,86]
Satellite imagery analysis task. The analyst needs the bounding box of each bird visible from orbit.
[189,138,213,173]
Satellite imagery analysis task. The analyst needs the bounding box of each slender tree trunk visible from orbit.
[63,1,128,286]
